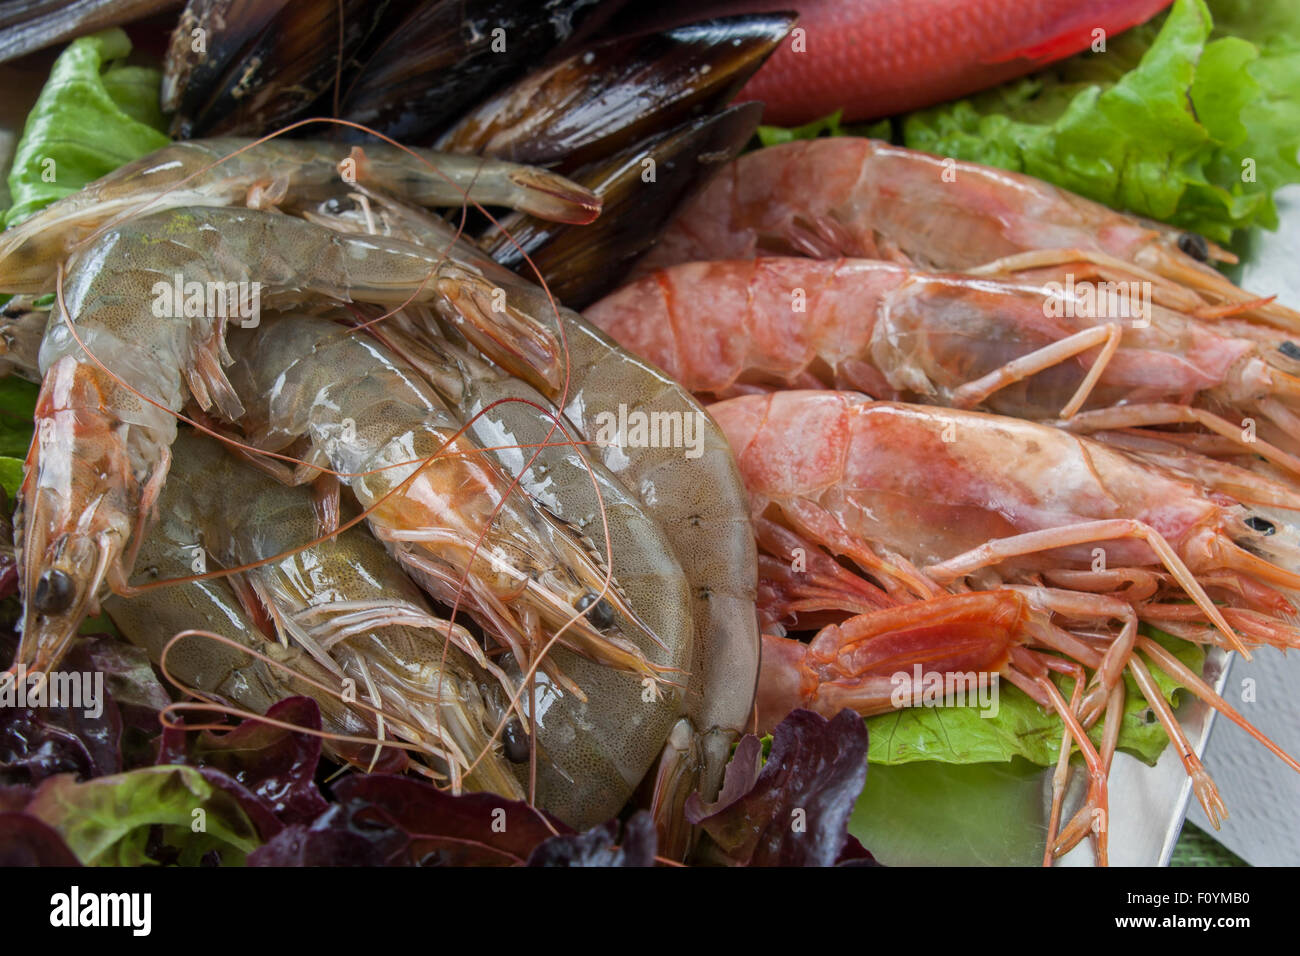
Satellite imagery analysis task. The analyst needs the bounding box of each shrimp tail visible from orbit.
[503,165,602,225]
[184,317,246,420]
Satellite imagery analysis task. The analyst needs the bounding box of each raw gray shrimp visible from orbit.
[220,396,685,822]
[367,308,702,834]
[223,313,673,698]
[0,136,600,295]
[305,191,760,822]
[102,486,391,774]
[438,272,759,823]
[182,428,527,796]
[106,429,524,796]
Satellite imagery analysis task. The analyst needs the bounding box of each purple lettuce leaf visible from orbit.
[0,783,32,811]
[79,635,171,768]
[155,696,328,826]
[252,773,574,867]
[0,811,81,865]
[527,810,657,867]
[685,708,870,867]
[248,801,413,866]
[0,629,175,785]
[1,633,124,785]
[339,773,571,865]
[836,834,882,867]
[0,547,16,602]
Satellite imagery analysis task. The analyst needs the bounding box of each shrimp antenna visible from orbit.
[157,629,464,783]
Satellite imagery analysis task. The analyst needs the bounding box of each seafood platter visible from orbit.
[0,0,1297,870]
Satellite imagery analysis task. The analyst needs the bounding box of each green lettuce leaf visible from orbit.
[865,630,1204,767]
[0,457,21,498]
[757,109,890,148]
[4,27,169,228]
[849,759,1047,866]
[22,766,264,866]
[0,378,38,462]
[901,0,1300,243]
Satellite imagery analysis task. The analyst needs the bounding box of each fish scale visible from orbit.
[636,0,1174,124]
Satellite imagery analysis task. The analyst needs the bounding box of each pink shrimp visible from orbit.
[710,390,1300,857]
[711,391,1300,646]
[634,138,1299,330]
[587,256,1300,495]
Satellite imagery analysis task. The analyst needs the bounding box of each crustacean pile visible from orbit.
[2,0,1299,868]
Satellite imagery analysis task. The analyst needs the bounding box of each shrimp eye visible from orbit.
[503,718,530,764]
[1245,515,1277,536]
[1280,341,1300,361]
[1177,231,1210,262]
[322,196,357,214]
[576,590,615,629]
[33,569,75,615]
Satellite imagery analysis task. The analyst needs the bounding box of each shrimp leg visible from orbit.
[1136,636,1300,777]
[923,519,1250,658]
[1044,668,1087,868]
[1015,659,1109,867]
[1058,403,1300,480]
[949,323,1123,419]
[1127,656,1227,829]
[971,248,1288,328]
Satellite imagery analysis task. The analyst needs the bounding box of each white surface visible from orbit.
[1192,651,1300,864]
[1188,185,1300,866]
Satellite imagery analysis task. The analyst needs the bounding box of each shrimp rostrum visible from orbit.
[711,390,1300,862]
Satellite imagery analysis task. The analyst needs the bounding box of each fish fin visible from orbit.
[982,30,1094,65]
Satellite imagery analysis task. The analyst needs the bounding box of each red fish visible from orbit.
[679,0,1174,124]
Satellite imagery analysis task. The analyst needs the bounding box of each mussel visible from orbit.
[483,102,764,309]
[437,13,794,171]
[0,0,180,64]
[162,0,391,138]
